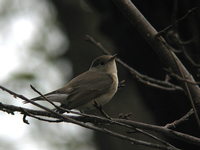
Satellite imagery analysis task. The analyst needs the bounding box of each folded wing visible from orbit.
[27,70,113,109]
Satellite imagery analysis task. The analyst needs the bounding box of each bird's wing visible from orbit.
[63,70,114,109]
[29,71,113,107]
[29,85,72,103]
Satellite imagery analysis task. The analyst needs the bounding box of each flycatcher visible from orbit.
[28,55,118,112]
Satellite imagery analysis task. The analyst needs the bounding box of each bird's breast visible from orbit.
[78,73,118,111]
[96,72,118,104]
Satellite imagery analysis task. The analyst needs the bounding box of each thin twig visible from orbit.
[115,118,200,146]
[112,0,200,127]
[1,85,199,148]
[135,128,178,149]
[26,113,63,123]
[0,99,199,147]
[164,109,194,129]
[0,99,180,149]
[93,100,112,119]
[168,72,200,85]
[0,85,177,150]
[30,85,67,112]
[156,7,199,37]
[182,47,200,68]
[168,45,200,127]
[85,35,183,92]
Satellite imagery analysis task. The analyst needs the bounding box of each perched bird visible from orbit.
[28,55,118,112]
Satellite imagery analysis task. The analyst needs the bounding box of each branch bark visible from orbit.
[0,85,181,150]
[0,96,200,146]
[112,0,200,127]
[85,35,184,92]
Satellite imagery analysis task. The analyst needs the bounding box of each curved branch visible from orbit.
[112,0,200,127]
[85,35,183,92]
[0,99,199,146]
[0,85,179,150]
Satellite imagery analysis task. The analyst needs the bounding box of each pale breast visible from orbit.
[79,73,118,111]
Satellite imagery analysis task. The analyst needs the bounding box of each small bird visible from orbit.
[28,55,118,112]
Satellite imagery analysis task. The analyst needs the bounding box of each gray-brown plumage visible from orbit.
[29,55,118,112]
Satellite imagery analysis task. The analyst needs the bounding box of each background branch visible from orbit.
[85,35,183,92]
[112,0,200,127]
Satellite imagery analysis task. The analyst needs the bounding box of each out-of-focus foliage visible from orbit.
[0,0,96,150]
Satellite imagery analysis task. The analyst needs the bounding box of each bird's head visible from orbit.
[89,54,117,74]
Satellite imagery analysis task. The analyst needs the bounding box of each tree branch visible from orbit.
[0,85,200,148]
[156,7,199,37]
[112,0,200,127]
[85,35,183,92]
[164,109,194,129]
[0,85,180,150]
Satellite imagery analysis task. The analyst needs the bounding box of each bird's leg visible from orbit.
[118,80,126,89]
[118,112,133,119]
[54,104,70,114]
[93,101,112,120]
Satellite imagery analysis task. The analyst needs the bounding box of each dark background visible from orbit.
[0,0,200,150]
[46,0,200,150]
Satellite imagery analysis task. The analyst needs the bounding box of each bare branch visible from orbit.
[156,7,199,37]
[0,85,200,147]
[112,0,200,127]
[85,35,183,92]
[0,85,180,150]
[30,84,59,109]
[135,128,178,149]
[165,109,194,129]
[116,118,200,146]
[168,72,200,85]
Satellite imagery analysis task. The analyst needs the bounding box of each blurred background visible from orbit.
[0,0,200,150]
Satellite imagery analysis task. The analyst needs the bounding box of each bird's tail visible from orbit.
[23,96,42,104]
[23,94,68,104]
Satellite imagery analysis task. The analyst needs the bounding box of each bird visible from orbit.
[27,54,118,112]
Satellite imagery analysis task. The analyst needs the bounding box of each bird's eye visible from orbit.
[100,62,104,65]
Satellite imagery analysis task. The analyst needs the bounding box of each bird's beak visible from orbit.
[103,54,117,65]
[108,54,117,62]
